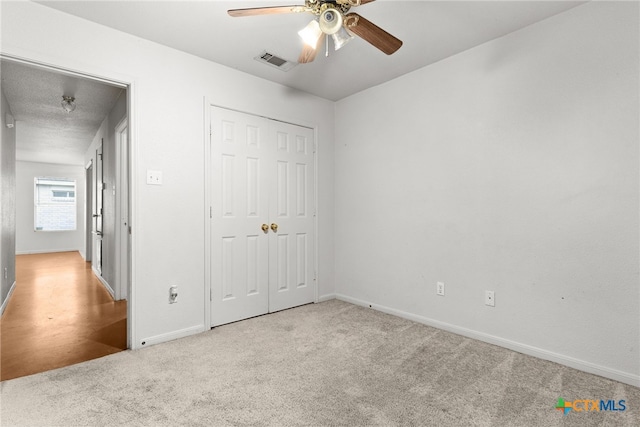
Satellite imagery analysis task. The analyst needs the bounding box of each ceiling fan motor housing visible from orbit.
[319,8,343,34]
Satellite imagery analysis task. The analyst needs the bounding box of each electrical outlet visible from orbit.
[147,169,163,185]
[485,290,495,307]
[169,285,178,304]
[436,282,445,296]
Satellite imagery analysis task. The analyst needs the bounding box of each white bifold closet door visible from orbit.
[210,106,315,327]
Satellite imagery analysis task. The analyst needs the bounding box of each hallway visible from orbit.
[1,251,127,381]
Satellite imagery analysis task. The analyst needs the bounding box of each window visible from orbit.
[34,177,77,231]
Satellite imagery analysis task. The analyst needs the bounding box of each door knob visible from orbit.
[261,224,269,233]
[270,223,278,233]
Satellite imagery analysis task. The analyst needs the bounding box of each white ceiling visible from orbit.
[1,60,124,165]
[4,1,585,166]
[35,0,586,101]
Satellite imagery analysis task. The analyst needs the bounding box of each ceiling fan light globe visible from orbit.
[319,9,343,35]
[332,27,353,51]
[298,19,322,48]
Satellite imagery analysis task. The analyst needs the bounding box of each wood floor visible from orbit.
[0,251,127,381]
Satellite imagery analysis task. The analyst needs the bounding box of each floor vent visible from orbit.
[254,51,297,71]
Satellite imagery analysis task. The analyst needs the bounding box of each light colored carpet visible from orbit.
[1,299,638,426]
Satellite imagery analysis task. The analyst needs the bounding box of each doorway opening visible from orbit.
[0,55,135,379]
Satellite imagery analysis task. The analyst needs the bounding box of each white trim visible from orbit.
[114,116,129,302]
[93,266,115,299]
[1,281,17,316]
[16,249,81,255]
[126,82,137,350]
[313,125,319,304]
[84,162,93,263]
[203,97,212,330]
[0,53,129,88]
[335,294,640,388]
[317,293,335,303]
[207,104,315,131]
[139,324,206,348]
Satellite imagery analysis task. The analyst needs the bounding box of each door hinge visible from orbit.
[209,206,212,218]
[210,288,212,301]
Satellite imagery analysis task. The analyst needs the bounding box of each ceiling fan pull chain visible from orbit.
[325,34,329,57]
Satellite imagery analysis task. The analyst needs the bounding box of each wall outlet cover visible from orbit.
[147,170,163,185]
[485,290,495,307]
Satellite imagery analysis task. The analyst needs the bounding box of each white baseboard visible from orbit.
[16,248,80,255]
[1,281,17,316]
[137,324,206,349]
[335,294,640,388]
[92,267,114,299]
[317,293,336,303]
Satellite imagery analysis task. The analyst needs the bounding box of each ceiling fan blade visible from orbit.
[345,13,402,55]
[228,5,306,17]
[298,34,326,64]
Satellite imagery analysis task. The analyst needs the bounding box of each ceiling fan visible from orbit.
[228,0,403,63]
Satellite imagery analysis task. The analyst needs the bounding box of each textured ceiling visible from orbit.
[1,60,124,165]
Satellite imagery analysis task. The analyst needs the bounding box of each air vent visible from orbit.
[254,51,297,72]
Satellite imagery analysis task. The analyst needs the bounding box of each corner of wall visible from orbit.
[1,87,17,306]
[0,280,17,316]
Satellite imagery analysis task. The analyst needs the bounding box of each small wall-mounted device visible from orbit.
[169,285,178,304]
[147,170,163,185]
[5,113,15,129]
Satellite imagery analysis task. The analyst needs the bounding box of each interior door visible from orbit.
[116,120,130,301]
[210,107,270,326]
[94,142,104,275]
[85,162,93,262]
[210,106,316,326]
[268,121,315,312]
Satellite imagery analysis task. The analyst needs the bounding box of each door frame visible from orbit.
[94,143,104,277]
[114,117,130,301]
[203,100,320,328]
[1,53,138,349]
[85,160,93,262]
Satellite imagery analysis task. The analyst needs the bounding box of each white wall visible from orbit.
[83,91,126,289]
[0,88,16,311]
[16,161,85,254]
[335,1,639,385]
[1,1,335,348]
[102,91,126,288]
